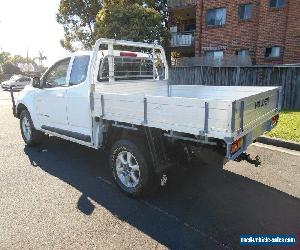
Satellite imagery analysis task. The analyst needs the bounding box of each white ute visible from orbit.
[13,39,282,197]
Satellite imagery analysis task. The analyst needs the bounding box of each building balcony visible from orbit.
[171,32,195,47]
[168,0,197,9]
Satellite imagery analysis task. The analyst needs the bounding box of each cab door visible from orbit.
[65,55,92,142]
[35,58,71,132]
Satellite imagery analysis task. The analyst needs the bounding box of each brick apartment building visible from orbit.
[168,0,300,65]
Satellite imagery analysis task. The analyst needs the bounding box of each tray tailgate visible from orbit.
[232,87,280,134]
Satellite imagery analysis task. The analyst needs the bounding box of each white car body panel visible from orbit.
[17,85,40,128]
[34,87,69,130]
[66,82,92,137]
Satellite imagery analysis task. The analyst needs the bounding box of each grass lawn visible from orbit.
[267,110,300,142]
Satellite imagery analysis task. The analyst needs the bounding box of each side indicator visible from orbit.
[272,114,279,126]
[231,137,244,154]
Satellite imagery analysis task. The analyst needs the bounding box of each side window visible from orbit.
[18,78,28,82]
[69,55,90,85]
[98,57,109,81]
[44,58,71,88]
[21,77,30,82]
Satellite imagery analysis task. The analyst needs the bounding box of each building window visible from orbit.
[265,47,281,58]
[270,0,286,8]
[239,4,253,20]
[170,26,177,33]
[184,22,196,32]
[205,50,224,65]
[236,50,250,56]
[205,50,224,59]
[206,8,226,26]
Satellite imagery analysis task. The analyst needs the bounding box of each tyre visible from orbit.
[110,139,154,197]
[20,110,45,146]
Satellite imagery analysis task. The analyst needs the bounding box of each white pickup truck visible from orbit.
[13,39,281,197]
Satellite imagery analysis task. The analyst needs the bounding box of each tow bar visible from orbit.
[10,87,17,117]
[235,152,261,167]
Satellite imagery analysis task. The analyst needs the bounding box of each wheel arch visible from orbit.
[103,121,152,149]
[103,121,171,175]
[16,103,28,118]
[16,102,39,130]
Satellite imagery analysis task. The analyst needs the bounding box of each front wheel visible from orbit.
[20,110,45,146]
[110,139,155,197]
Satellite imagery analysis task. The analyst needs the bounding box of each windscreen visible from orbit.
[10,75,22,81]
[98,56,154,81]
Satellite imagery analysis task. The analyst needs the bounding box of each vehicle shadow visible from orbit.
[24,138,300,250]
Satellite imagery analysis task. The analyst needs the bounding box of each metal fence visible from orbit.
[175,55,252,67]
[169,65,300,110]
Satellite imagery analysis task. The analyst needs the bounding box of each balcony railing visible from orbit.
[171,32,195,47]
[168,0,197,9]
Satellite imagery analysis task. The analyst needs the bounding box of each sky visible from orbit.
[0,0,70,66]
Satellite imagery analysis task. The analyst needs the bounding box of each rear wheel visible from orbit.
[110,139,155,197]
[20,110,45,146]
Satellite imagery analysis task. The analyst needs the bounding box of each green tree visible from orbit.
[143,0,168,26]
[56,0,169,50]
[94,1,167,46]
[1,52,37,68]
[11,55,38,69]
[0,51,41,77]
[56,0,103,51]
[144,0,169,47]
[2,62,21,75]
[0,51,11,65]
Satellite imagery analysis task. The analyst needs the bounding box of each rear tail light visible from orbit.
[231,137,244,154]
[272,114,279,126]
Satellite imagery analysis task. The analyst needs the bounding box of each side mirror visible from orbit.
[32,77,41,88]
